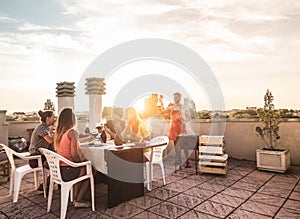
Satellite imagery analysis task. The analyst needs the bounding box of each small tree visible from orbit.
[256,89,281,150]
[44,99,55,111]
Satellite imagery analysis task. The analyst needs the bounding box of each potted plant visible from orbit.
[255,89,290,173]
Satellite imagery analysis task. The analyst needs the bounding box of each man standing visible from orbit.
[164,92,191,168]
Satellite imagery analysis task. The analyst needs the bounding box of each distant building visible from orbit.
[246,107,257,110]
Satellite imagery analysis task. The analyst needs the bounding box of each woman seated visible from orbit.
[104,107,151,161]
[54,108,92,208]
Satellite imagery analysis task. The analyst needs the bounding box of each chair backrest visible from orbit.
[149,136,169,162]
[39,148,64,183]
[0,144,26,170]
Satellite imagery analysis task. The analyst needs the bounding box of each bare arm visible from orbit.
[79,134,94,143]
[43,134,54,144]
[68,129,86,162]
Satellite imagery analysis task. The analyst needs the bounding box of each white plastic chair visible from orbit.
[39,148,95,219]
[144,136,169,191]
[0,143,46,202]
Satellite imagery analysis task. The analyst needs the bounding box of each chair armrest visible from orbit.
[22,155,42,160]
[64,160,93,174]
[61,158,91,168]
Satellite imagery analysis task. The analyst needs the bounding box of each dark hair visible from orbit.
[173,92,181,97]
[38,110,54,122]
[54,108,76,146]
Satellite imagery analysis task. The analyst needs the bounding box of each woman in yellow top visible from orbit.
[121,107,151,143]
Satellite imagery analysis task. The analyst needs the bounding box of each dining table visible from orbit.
[80,139,167,208]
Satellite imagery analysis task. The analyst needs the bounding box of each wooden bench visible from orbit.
[199,135,228,175]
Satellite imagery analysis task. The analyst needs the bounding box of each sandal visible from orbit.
[74,200,91,208]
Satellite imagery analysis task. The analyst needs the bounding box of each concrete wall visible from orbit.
[6,119,300,165]
[8,121,39,143]
[0,110,8,145]
[190,119,300,165]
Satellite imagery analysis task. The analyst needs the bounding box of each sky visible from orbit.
[1,0,300,113]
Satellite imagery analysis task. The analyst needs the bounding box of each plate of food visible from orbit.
[113,144,126,149]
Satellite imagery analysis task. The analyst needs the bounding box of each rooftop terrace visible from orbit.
[1,157,300,219]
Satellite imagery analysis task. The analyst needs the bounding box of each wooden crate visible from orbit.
[198,135,227,175]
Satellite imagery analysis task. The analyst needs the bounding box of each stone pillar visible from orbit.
[85,77,106,131]
[56,82,76,113]
[0,110,9,145]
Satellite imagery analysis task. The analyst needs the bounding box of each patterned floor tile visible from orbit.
[127,195,162,210]
[240,176,267,187]
[249,193,285,207]
[271,174,300,184]
[208,178,237,187]
[247,170,274,181]
[228,209,272,219]
[133,211,167,219]
[265,180,296,190]
[183,187,216,200]
[283,199,300,211]
[220,187,254,200]
[178,210,219,219]
[148,201,189,218]
[102,202,144,218]
[2,203,52,218]
[164,181,191,192]
[146,187,179,200]
[195,200,234,218]
[258,185,291,198]
[295,184,300,192]
[240,200,280,217]
[167,193,204,209]
[290,191,300,201]
[197,182,227,193]
[227,169,251,176]
[164,175,184,184]
[176,178,202,187]
[275,207,300,218]
[231,181,261,192]
[209,193,244,208]
[187,174,213,182]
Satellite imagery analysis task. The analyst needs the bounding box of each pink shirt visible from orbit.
[56,129,78,166]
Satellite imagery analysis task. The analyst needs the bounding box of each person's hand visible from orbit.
[87,134,95,142]
[134,142,146,146]
[49,125,56,136]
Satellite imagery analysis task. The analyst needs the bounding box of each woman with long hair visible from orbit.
[121,107,151,143]
[54,108,91,208]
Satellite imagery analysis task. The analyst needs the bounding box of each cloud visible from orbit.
[1,0,300,111]
[0,15,17,23]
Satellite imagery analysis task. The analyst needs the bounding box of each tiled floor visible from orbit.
[0,158,300,218]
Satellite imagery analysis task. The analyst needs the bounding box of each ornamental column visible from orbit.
[85,77,106,131]
[56,82,76,113]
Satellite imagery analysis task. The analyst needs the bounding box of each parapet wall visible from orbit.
[6,119,300,165]
[190,119,300,165]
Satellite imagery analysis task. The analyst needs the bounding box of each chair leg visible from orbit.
[47,180,54,212]
[13,171,24,203]
[34,170,40,190]
[70,186,73,202]
[60,184,72,219]
[9,170,14,196]
[42,168,47,198]
[146,162,152,191]
[90,177,95,211]
[159,161,166,185]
